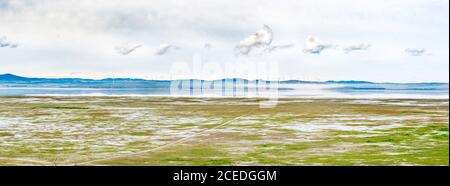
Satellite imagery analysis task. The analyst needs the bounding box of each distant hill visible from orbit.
[0,74,170,88]
[325,80,374,84]
[0,74,448,89]
[0,73,32,81]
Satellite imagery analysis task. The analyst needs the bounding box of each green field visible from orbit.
[0,96,448,166]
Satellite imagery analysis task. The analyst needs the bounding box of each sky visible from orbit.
[0,0,449,82]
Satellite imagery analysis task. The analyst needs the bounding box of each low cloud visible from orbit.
[303,36,335,54]
[404,48,426,56]
[155,44,179,56]
[204,43,213,49]
[0,35,18,48]
[264,44,295,53]
[235,24,273,55]
[115,42,142,55]
[344,43,370,53]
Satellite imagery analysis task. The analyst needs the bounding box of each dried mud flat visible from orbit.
[0,96,448,166]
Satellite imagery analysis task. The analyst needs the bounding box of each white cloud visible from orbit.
[235,24,273,55]
[404,48,427,56]
[344,43,371,53]
[264,44,295,53]
[204,43,213,49]
[114,42,141,55]
[154,44,179,56]
[303,36,336,54]
[0,35,18,48]
[235,25,293,55]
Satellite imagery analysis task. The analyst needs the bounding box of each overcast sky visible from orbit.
[0,0,448,82]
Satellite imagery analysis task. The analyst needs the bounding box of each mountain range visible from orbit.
[0,73,448,89]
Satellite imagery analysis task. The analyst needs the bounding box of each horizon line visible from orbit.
[0,73,448,84]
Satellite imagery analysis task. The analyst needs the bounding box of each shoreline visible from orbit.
[0,95,448,100]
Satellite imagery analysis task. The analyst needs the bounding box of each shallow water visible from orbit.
[0,82,448,98]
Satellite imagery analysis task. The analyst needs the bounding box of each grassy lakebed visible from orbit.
[0,96,448,166]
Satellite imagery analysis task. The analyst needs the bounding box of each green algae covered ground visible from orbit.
[0,96,448,166]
